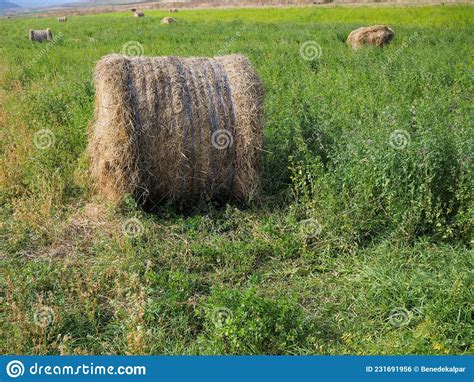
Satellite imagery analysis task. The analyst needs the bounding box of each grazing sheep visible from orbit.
[133,11,144,18]
[57,16,67,22]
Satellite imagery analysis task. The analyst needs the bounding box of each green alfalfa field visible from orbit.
[0,5,472,355]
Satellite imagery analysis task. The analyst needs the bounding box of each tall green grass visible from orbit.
[0,5,472,355]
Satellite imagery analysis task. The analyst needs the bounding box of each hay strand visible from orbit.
[88,54,264,206]
[161,17,176,24]
[29,28,53,42]
[347,25,394,50]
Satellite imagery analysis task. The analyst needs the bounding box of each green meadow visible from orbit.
[0,5,472,355]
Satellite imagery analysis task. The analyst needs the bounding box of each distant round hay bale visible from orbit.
[88,54,264,206]
[347,25,394,50]
[161,17,176,24]
[133,11,145,17]
[29,28,53,42]
[57,16,67,22]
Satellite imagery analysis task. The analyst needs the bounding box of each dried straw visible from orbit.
[88,54,264,206]
[29,28,53,42]
[347,25,394,50]
[161,17,176,24]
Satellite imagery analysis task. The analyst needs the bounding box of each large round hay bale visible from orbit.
[29,28,53,42]
[88,54,264,206]
[347,25,394,50]
[161,17,176,24]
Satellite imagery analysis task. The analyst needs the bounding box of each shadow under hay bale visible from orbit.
[161,17,176,24]
[133,11,145,17]
[29,28,53,42]
[347,25,394,50]
[88,54,264,207]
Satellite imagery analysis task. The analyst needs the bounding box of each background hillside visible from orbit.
[0,0,21,12]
